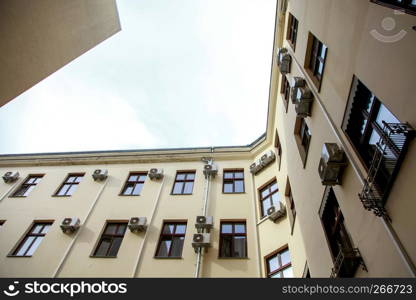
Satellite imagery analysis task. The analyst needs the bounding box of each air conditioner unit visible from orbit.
[192,233,211,250]
[290,77,306,104]
[294,86,313,117]
[203,163,218,178]
[277,47,291,75]
[128,217,147,232]
[249,159,262,175]
[267,202,287,222]
[2,171,19,183]
[260,150,276,167]
[318,143,348,186]
[148,168,164,180]
[60,217,81,234]
[92,169,108,181]
[195,216,214,231]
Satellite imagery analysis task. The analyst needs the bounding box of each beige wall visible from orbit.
[0,0,121,107]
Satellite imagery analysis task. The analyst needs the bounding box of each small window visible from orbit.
[370,0,416,15]
[11,222,53,257]
[11,175,43,197]
[219,221,247,258]
[285,179,296,234]
[223,170,245,193]
[0,220,5,226]
[92,222,127,257]
[275,130,282,171]
[172,171,195,195]
[55,174,84,196]
[265,247,293,278]
[121,172,147,196]
[280,75,290,113]
[286,13,299,50]
[305,32,327,91]
[259,180,280,218]
[294,118,311,167]
[155,222,187,258]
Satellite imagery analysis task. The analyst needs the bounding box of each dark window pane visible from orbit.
[116,224,127,235]
[105,224,117,235]
[157,239,171,257]
[95,238,111,256]
[233,236,246,257]
[108,237,123,256]
[170,237,184,257]
[163,224,175,235]
[123,183,134,195]
[220,236,232,257]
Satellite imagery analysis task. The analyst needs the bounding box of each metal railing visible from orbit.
[330,247,367,278]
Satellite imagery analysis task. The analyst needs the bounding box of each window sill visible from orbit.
[154,256,183,259]
[118,194,141,197]
[51,195,72,197]
[222,192,246,195]
[217,257,249,260]
[89,255,118,258]
[8,196,27,198]
[170,193,193,196]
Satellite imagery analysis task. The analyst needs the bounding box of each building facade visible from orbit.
[0,0,415,278]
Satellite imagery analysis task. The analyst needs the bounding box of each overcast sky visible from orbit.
[0,0,276,155]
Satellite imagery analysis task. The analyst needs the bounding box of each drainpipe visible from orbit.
[53,178,108,277]
[251,173,263,278]
[0,180,21,203]
[132,176,165,277]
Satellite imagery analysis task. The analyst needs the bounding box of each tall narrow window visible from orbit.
[11,175,43,197]
[280,75,290,112]
[121,172,147,196]
[93,222,127,257]
[172,171,195,195]
[285,179,296,233]
[55,174,84,196]
[305,33,327,91]
[259,180,279,218]
[294,118,312,167]
[275,130,282,170]
[12,222,53,257]
[0,220,5,227]
[219,221,247,258]
[155,222,187,258]
[286,13,299,50]
[265,247,293,278]
[223,170,245,193]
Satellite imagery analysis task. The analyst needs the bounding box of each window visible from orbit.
[219,221,247,258]
[171,171,195,195]
[55,174,84,196]
[0,220,5,226]
[11,222,53,257]
[371,0,416,14]
[294,118,311,167]
[305,33,327,91]
[265,247,293,278]
[92,222,127,257]
[285,179,296,233]
[11,175,43,197]
[259,180,279,218]
[280,75,290,113]
[275,130,282,170]
[155,222,187,258]
[223,170,245,193]
[286,13,299,50]
[121,172,147,196]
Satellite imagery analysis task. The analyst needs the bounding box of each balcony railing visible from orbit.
[330,248,367,278]
[359,122,415,218]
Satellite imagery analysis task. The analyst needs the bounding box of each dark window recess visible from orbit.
[281,75,290,113]
[155,222,187,258]
[12,175,43,197]
[342,76,415,217]
[223,170,245,193]
[275,130,282,171]
[305,33,327,91]
[286,13,299,50]
[265,248,293,278]
[319,187,367,278]
[121,173,147,196]
[294,118,312,167]
[219,221,247,258]
[93,222,127,257]
[55,174,84,196]
[172,172,195,195]
[259,180,280,218]
[0,220,5,226]
[12,222,53,257]
[371,0,416,15]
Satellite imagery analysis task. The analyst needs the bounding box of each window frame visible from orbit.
[285,178,296,235]
[10,174,44,198]
[222,169,245,194]
[120,172,147,196]
[370,0,416,15]
[9,221,53,257]
[154,221,187,259]
[0,220,5,226]
[286,13,299,50]
[219,220,248,259]
[258,179,280,218]
[91,221,128,258]
[305,32,327,91]
[53,173,84,197]
[280,75,290,113]
[294,117,312,168]
[264,245,293,278]
[171,171,196,195]
[275,130,282,171]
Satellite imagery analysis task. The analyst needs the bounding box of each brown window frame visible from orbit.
[294,117,311,168]
[223,169,245,194]
[275,130,282,171]
[370,0,416,15]
[285,178,296,234]
[265,246,293,278]
[54,173,84,197]
[91,221,128,258]
[10,221,53,257]
[171,171,196,195]
[11,174,44,197]
[286,13,299,50]
[155,221,187,258]
[305,32,327,91]
[219,220,247,259]
[280,75,290,113]
[259,179,280,218]
[120,172,147,196]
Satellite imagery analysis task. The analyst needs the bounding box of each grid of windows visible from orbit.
[306,33,327,90]
[12,222,52,257]
[155,222,187,258]
[219,221,247,258]
[12,175,43,197]
[265,247,293,278]
[55,174,84,196]
[172,172,195,195]
[93,222,127,257]
[121,173,147,196]
[287,13,299,50]
[259,180,279,218]
[223,170,245,193]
